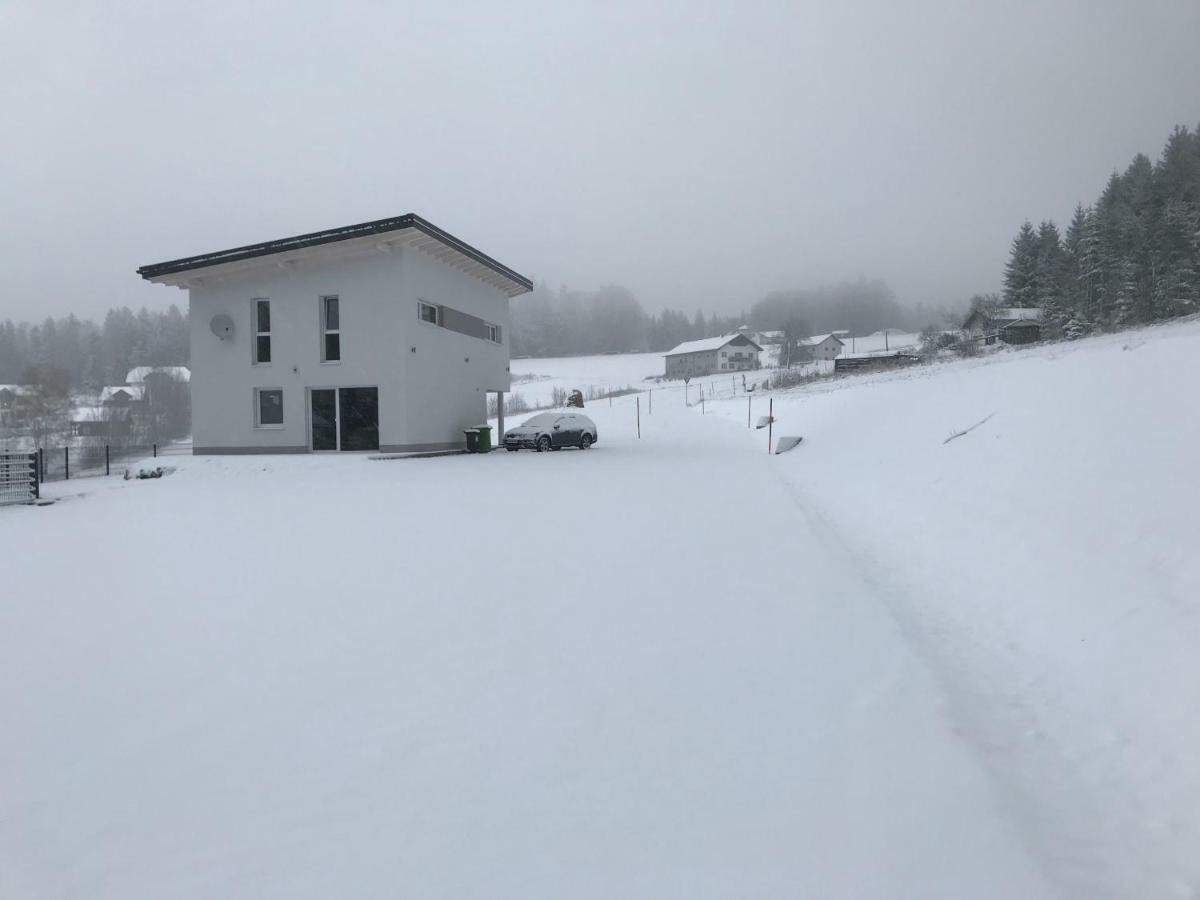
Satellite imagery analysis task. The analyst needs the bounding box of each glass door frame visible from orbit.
[307,385,380,452]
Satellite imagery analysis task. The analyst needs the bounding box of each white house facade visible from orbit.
[664,334,762,378]
[800,333,844,361]
[138,214,531,454]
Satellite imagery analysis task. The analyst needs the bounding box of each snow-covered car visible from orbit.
[503,412,597,452]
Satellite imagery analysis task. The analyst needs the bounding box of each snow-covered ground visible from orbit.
[508,351,662,407]
[707,318,1200,896]
[3,319,1198,897]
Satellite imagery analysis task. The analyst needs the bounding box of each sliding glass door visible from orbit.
[309,387,378,451]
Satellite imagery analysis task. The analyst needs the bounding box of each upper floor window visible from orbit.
[321,295,340,362]
[418,301,440,325]
[253,299,271,364]
[486,322,501,343]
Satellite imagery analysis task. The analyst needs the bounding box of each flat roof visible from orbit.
[137,213,533,295]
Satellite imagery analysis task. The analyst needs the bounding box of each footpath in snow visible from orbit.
[2,379,1053,896]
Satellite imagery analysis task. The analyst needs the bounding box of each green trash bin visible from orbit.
[475,425,493,453]
[463,428,480,453]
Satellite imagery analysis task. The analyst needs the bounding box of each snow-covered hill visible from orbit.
[708,317,1200,895]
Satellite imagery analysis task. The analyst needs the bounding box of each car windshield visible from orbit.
[520,414,557,427]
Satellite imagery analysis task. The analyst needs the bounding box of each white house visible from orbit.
[664,334,762,378]
[800,333,844,361]
[138,214,532,454]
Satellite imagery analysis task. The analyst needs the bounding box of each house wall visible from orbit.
[813,338,842,361]
[187,244,511,453]
[717,347,758,370]
[665,350,719,378]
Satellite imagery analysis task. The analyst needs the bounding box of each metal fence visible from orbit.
[0,452,38,505]
[35,442,192,483]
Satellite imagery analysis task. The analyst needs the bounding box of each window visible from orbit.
[255,388,283,427]
[253,299,271,364]
[418,301,439,325]
[321,295,341,362]
[486,323,501,343]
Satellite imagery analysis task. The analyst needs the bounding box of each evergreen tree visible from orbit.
[1003,221,1040,307]
[1035,220,1067,334]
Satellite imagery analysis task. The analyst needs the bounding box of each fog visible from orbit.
[2,0,1197,323]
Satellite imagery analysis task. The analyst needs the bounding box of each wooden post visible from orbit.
[701,395,705,415]
[649,389,652,414]
[64,446,69,480]
[768,398,773,454]
[747,395,751,428]
[636,396,641,439]
[105,444,110,476]
[38,447,44,483]
[153,443,157,458]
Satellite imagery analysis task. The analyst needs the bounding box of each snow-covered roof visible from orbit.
[126,366,190,384]
[100,385,146,403]
[990,308,1043,322]
[0,384,31,395]
[803,333,844,346]
[664,334,762,356]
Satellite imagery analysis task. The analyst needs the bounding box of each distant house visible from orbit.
[963,307,1043,345]
[72,405,133,437]
[100,385,146,406]
[0,385,30,425]
[798,333,844,362]
[834,353,922,375]
[664,334,762,378]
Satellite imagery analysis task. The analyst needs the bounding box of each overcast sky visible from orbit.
[2,0,1198,323]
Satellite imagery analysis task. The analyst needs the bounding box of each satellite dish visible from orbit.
[210,314,234,340]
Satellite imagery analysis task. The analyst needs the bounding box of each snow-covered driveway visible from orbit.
[2,400,1052,898]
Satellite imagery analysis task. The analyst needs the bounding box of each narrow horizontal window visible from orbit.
[418,301,440,325]
[256,388,283,427]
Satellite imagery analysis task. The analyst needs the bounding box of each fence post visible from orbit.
[648,389,652,415]
[64,446,69,480]
[38,447,44,483]
[748,395,751,428]
[636,396,641,439]
[768,397,773,454]
[105,444,110,476]
[153,443,158,458]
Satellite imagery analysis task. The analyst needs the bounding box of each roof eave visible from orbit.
[137,214,533,295]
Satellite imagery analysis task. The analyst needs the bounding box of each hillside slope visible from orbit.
[708,318,1200,896]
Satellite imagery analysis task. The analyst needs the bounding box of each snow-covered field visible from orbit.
[3,319,1198,897]
[508,351,663,407]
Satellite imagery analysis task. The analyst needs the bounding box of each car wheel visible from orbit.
[536,435,551,452]
[506,447,517,452]
[579,433,593,449]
